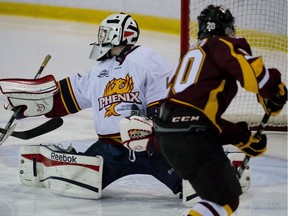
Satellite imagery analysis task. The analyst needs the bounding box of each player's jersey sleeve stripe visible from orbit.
[250,56,264,77]
[223,204,233,216]
[58,83,70,114]
[58,78,81,114]
[258,68,270,89]
[219,38,259,93]
[66,78,80,110]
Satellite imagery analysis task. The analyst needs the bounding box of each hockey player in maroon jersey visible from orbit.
[120,5,287,216]
[151,5,287,216]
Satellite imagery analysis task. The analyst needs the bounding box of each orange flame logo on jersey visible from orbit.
[98,74,141,117]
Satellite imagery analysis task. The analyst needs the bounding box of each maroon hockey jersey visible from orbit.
[165,36,282,143]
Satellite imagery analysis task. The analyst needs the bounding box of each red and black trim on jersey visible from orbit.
[45,77,81,118]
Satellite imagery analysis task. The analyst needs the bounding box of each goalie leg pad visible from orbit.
[19,145,45,187]
[226,151,251,193]
[19,144,103,199]
[182,179,201,207]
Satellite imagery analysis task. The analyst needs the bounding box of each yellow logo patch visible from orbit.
[98,74,141,117]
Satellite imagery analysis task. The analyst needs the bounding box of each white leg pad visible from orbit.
[226,151,251,193]
[19,144,45,187]
[19,144,103,199]
[182,179,201,207]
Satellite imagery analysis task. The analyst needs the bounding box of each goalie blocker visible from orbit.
[19,144,103,199]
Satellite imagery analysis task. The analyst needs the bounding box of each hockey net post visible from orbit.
[180,0,190,58]
[181,0,287,131]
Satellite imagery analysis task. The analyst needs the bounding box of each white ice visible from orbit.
[0,16,287,216]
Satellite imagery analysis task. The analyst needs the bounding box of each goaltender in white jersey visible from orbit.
[0,13,183,200]
[72,45,169,136]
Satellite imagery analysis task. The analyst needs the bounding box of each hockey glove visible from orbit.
[235,133,267,157]
[257,82,287,116]
[119,116,158,153]
[220,121,251,145]
[0,75,59,119]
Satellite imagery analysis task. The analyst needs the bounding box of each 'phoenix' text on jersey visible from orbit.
[98,92,141,110]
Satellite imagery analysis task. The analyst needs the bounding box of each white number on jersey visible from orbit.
[171,48,205,93]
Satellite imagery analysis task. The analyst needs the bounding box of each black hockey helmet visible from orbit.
[197,5,235,39]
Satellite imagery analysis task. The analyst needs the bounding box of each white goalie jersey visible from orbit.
[64,46,172,137]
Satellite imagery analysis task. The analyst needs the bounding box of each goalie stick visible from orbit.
[0,117,63,140]
[0,54,52,144]
[237,113,271,179]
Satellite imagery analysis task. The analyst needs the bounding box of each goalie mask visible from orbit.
[197,5,235,40]
[89,13,140,61]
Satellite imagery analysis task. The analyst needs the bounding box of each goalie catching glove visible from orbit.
[0,75,59,119]
[119,116,158,153]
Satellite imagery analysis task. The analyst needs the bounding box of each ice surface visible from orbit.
[0,15,287,216]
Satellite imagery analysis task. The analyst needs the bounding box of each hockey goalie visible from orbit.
[0,13,184,200]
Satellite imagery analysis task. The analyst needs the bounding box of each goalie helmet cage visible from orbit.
[180,0,287,131]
